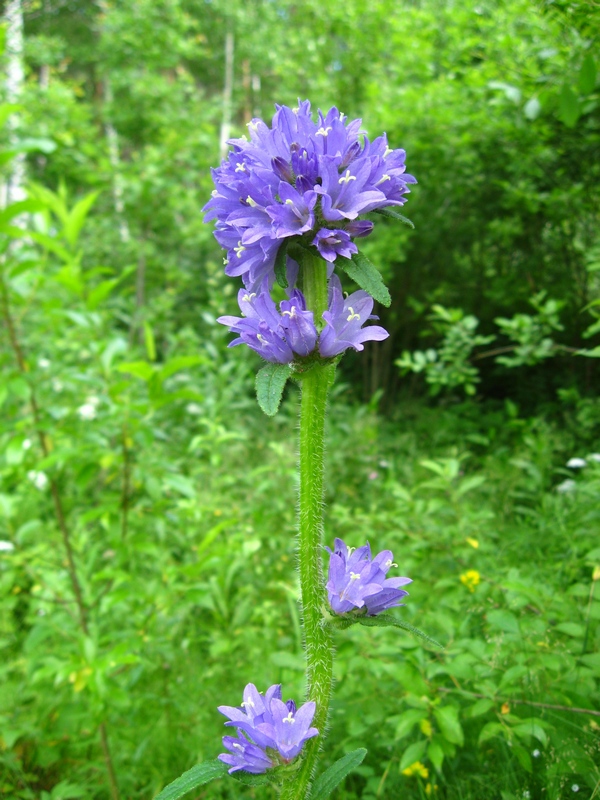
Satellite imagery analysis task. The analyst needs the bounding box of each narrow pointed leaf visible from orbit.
[309,749,367,800]
[579,54,597,95]
[339,251,391,307]
[274,240,289,288]
[256,363,292,416]
[357,614,444,649]
[559,85,580,128]
[372,207,415,228]
[154,759,228,800]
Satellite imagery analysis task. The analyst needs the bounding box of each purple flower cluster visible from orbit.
[203,101,415,291]
[217,275,388,363]
[218,683,318,774]
[326,538,412,615]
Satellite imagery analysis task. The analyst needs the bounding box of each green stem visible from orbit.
[300,249,329,328]
[281,253,333,800]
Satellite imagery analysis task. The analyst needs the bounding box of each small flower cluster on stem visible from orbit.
[218,683,318,774]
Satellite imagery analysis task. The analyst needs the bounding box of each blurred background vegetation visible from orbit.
[0,0,599,798]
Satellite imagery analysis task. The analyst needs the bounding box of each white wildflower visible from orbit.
[186,403,203,415]
[589,453,600,463]
[51,379,64,392]
[27,470,48,490]
[22,438,32,450]
[532,749,540,758]
[77,403,97,421]
[556,479,576,494]
[38,358,51,369]
[572,786,579,793]
[566,457,587,469]
[0,541,15,553]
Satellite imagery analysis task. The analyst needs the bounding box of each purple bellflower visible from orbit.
[218,274,389,364]
[325,538,412,616]
[204,100,415,291]
[218,683,318,774]
[217,287,318,364]
[319,275,389,357]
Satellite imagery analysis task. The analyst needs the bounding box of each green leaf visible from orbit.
[144,322,156,362]
[154,760,228,800]
[255,363,292,416]
[116,361,155,382]
[372,207,415,228]
[339,251,391,307]
[434,705,464,746]
[158,355,205,382]
[428,739,445,771]
[309,748,367,800]
[559,85,580,128]
[63,191,100,248]
[579,54,597,95]
[399,740,427,771]
[0,200,45,228]
[274,240,289,288]
[356,614,444,649]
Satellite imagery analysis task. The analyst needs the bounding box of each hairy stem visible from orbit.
[281,253,333,800]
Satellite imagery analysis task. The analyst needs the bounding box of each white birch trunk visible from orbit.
[2,0,26,209]
[103,80,130,243]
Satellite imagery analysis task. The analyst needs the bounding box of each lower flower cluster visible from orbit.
[218,683,318,774]
[326,538,412,615]
[217,274,388,364]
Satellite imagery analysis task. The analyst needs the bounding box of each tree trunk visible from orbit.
[2,0,26,208]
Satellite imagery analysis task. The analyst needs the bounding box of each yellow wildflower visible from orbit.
[466,537,479,549]
[460,569,481,592]
[402,761,429,779]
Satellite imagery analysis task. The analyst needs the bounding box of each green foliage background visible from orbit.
[1,0,599,798]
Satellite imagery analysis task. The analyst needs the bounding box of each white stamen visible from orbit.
[257,334,268,346]
[283,711,295,724]
[246,196,258,207]
[338,169,356,185]
[234,243,246,258]
[235,162,246,173]
[282,306,297,317]
[385,559,398,568]
[346,307,360,322]
[347,546,355,553]
[211,189,219,197]
[241,698,255,708]
[375,174,391,186]
[349,572,361,581]
[316,126,332,137]
[383,145,393,158]
[233,743,244,750]
[293,107,299,114]
[223,258,229,265]
[248,121,259,132]
[285,198,294,205]
[242,293,257,303]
